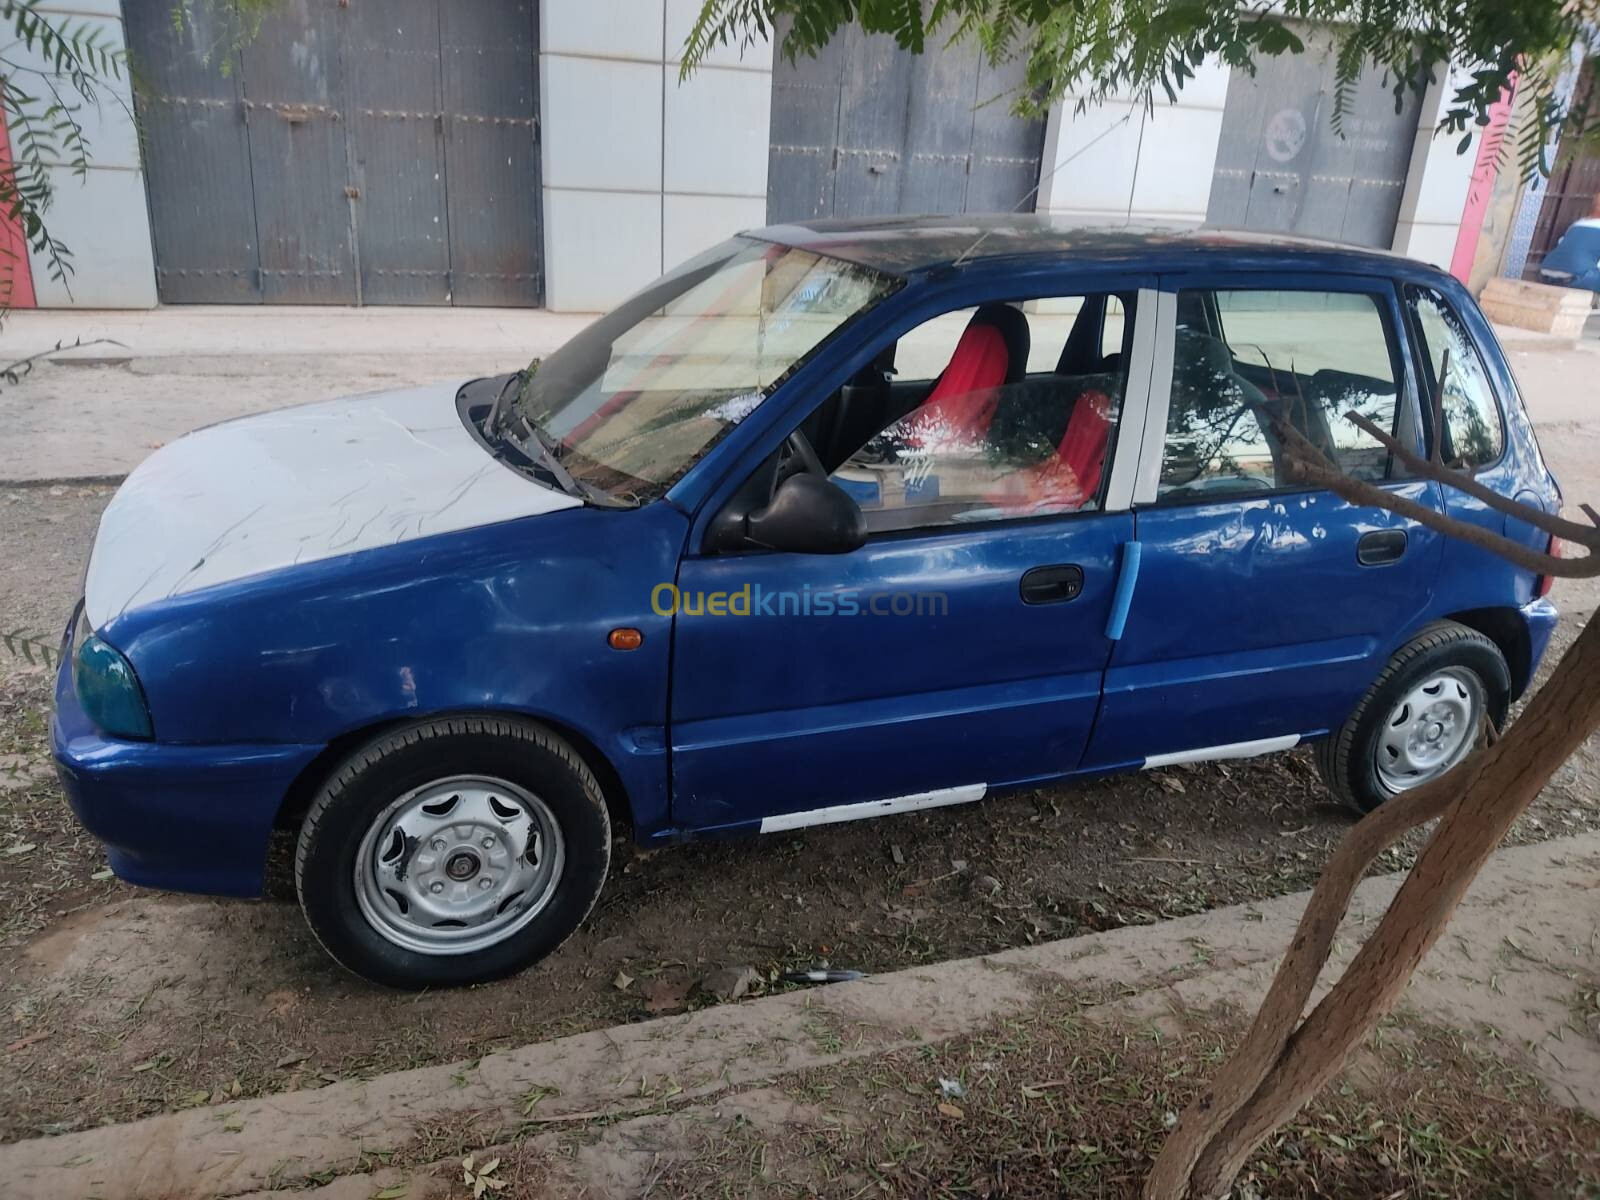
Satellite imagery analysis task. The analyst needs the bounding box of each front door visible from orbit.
[1084,278,1445,769]
[669,288,1151,833]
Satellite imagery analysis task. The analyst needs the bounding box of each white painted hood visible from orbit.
[84,383,581,626]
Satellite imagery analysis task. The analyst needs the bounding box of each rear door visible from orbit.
[1083,276,1446,769]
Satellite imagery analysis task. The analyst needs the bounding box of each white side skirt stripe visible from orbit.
[1142,734,1301,770]
[759,784,988,834]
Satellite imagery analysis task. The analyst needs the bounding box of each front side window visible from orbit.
[826,294,1132,533]
[512,237,900,504]
[1407,287,1505,466]
[1159,289,1400,500]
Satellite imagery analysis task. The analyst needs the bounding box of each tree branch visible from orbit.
[1340,407,1600,550]
[1149,370,1600,1198]
[1144,761,1464,1198]
[1270,417,1597,578]
[1187,607,1600,1195]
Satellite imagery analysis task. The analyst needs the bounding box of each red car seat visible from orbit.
[986,384,1115,515]
[1055,386,1114,498]
[907,304,1030,446]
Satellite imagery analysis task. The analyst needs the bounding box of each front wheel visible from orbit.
[295,716,611,988]
[1315,621,1510,815]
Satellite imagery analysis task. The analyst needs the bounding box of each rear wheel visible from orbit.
[295,716,610,988]
[1316,621,1509,815]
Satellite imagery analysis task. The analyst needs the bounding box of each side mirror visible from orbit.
[744,474,866,554]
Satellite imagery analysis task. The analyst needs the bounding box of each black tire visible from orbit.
[1315,620,1510,815]
[294,715,611,989]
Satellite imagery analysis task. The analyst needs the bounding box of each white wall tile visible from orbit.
[541,55,664,193]
[664,0,772,69]
[1037,102,1145,214]
[1066,55,1231,112]
[663,193,766,267]
[1409,128,1477,225]
[543,188,662,311]
[1391,68,1471,258]
[4,13,139,169]
[1128,106,1225,218]
[1392,220,1459,270]
[33,0,123,16]
[663,66,771,196]
[1175,56,1234,111]
[29,165,156,307]
[542,0,664,61]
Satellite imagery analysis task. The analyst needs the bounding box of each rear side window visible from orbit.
[1158,289,1400,500]
[1406,288,1505,466]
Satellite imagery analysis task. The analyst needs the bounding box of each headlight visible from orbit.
[73,627,154,740]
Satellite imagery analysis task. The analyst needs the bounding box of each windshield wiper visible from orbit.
[485,368,525,438]
[501,413,630,509]
[505,415,576,492]
[481,366,582,497]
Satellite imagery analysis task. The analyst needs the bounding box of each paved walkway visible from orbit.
[0,304,1595,485]
[0,307,597,483]
[1,834,1595,1200]
[0,305,597,362]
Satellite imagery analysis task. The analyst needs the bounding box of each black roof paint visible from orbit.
[745,214,1440,280]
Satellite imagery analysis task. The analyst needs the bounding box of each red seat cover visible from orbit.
[987,388,1114,514]
[1056,387,1113,498]
[905,322,1010,447]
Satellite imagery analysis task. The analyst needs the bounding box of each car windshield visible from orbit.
[510,237,900,504]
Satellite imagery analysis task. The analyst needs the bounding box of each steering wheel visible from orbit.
[1196,473,1274,493]
[1165,472,1275,501]
[771,429,826,498]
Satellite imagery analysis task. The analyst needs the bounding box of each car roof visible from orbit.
[746,214,1448,281]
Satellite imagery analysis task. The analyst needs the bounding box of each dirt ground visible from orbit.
[633,1004,1600,1199]
[1,339,1597,1146]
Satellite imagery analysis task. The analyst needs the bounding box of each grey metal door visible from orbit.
[127,0,542,306]
[768,22,1045,222]
[1206,25,1423,248]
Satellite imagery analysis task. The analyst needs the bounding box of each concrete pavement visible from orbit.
[0,305,1594,485]
[0,305,597,363]
[0,307,599,483]
[2,833,1595,1200]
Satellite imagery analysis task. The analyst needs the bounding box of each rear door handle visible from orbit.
[1358,529,1407,566]
[1020,564,1084,604]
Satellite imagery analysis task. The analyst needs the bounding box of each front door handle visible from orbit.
[1020,564,1084,605]
[1358,529,1407,566]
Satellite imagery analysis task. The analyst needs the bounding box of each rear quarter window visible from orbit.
[1406,287,1506,466]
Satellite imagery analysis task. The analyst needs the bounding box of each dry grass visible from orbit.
[0,669,119,949]
[638,995,1600,1199]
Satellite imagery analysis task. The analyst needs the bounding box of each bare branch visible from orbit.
[1187,609,1600,1194]
[1269,418,1597,578]
[1145,759,1464,1198]
[1341,408,1600,552]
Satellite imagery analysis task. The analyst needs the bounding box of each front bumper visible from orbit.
[51,627,323,898]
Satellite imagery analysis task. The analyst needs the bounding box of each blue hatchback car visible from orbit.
[54,218,1562,987]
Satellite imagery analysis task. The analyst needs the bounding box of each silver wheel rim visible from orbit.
[353,774,565,956]
[1375,667,1482,793]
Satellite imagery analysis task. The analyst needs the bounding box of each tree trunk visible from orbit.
[1147,604,1600,1200]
